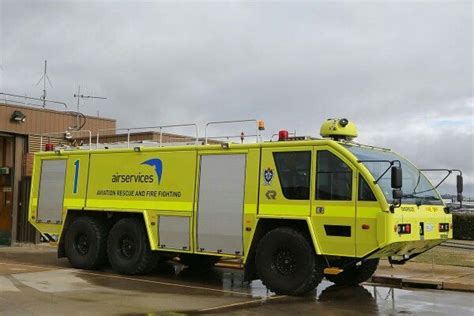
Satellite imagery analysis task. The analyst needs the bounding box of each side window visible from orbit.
[316,150,352,200]
[273,151,311,200]
[358,175,376,201]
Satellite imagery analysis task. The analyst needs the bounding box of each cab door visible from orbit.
[258,147,312,217]
[355,173,380,257]
[311,147,356,257]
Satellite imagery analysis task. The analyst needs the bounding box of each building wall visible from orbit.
[0,103,115,135]
[0,135,15,244]
[0,102,116,245]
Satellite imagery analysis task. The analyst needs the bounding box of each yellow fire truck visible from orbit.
[28,119,463,295]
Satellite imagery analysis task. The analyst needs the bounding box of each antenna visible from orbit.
[35,60,53,108]
[0,64,4,91]
[72,85,107,130]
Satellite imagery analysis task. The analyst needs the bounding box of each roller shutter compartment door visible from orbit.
[197,154,246,255]
[37,160,67,223]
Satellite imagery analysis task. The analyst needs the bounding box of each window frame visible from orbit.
[315,149,354,201]
[358,173,377,202]
[272,150,312,200]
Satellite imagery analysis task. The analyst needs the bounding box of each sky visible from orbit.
[0,0,473,196]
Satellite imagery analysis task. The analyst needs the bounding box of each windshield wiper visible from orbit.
[402,193,421,199]
[403,193,439,200]
[402,194,441,206]
[421,196,440,200]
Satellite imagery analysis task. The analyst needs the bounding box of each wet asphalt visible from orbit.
[0,247,473,315]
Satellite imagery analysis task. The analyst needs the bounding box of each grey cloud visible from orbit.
[1,0,472,194]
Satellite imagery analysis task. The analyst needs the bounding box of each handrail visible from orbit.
[206,134,260,143]
[37,119,263,151]
[0,92,68,109]
[96,123,199,148]
[204,119,260,145]
[95,127,131,149]
[40,130,92,151]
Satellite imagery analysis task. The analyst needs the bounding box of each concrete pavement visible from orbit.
[0,246,473,315]
[372,259,474,292]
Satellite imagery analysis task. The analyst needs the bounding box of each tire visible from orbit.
[255,227,324,296]
[326,259,379,286]
[107,217,159,275]
[180,254,220,272]
[64,216,108,270]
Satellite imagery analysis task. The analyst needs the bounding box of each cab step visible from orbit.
[324,267,343,275]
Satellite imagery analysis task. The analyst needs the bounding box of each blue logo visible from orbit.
[142,159,163,184]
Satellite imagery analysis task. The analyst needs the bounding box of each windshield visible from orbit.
[344,145,442,205]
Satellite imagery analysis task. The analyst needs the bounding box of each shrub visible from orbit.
[452,212,474,240]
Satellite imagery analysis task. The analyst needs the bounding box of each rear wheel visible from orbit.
[326,259,379,286]
[107,218,159,275]
[255,227,324,296]
[64,216,108,270]
[180,254,220,272]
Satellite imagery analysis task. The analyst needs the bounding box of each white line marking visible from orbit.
[198,295,287,312]
[0,261,261,297]
[79,270,256,297]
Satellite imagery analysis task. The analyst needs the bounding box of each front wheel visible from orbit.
[326,259,379,286]
[107,218,159,275]
[255,227,324,296]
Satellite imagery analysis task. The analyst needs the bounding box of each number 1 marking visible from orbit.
[73,160,80,194]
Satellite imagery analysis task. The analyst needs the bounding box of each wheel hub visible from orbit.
[120,236,136,258]
[75,234,89,256]
[274,249,296,275]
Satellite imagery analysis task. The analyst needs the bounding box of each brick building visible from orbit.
[0,101,115,245]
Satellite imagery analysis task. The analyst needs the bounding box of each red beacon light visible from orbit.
[278,130,289,141]
[45,143,55,151]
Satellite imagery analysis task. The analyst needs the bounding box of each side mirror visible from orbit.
[389,166,403,213]
[457,175,463,199]
[389,188,403,213]
[457,175,463,204]
[391,166,402,189]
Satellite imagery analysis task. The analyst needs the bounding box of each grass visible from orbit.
[411,245,474,268]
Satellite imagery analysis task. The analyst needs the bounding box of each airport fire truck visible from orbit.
[28,119,463,295]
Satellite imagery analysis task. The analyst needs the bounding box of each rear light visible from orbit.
[397,224,411,234]
[439,223,450,232]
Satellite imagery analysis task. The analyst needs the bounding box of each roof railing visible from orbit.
[204,119,261,145]
[0,92,68,109]
[95,123,199,149]
[40,130,92,151]
[38,119,263,151]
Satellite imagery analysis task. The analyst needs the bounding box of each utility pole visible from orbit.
[35,60,52,108]
[73,85,107,130]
